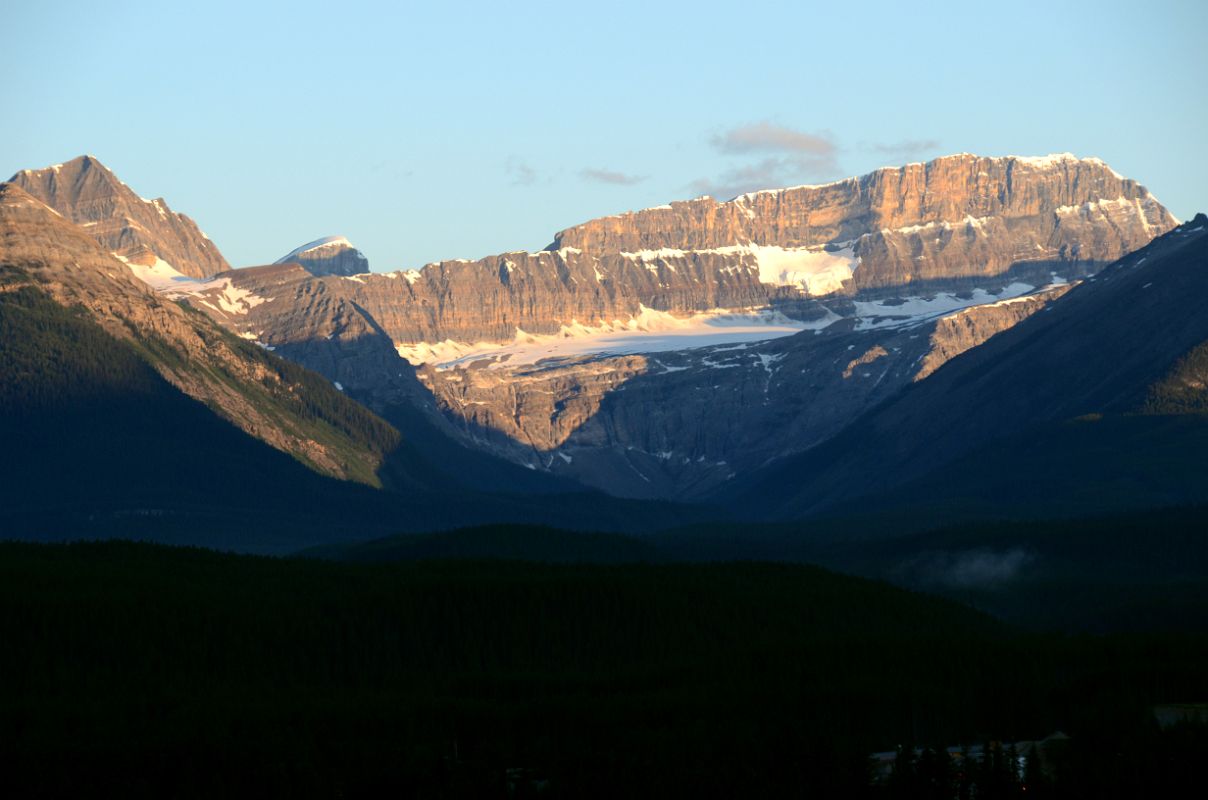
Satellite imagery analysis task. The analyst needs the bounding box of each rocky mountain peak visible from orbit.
[275,236,369,276]
[9,155,229,279]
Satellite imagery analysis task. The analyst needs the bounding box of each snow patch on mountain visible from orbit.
[121,255,267,315]
[397,306,837,369]
[883,215,992,237]
[621,243,857,296]
[853,282,1036,330]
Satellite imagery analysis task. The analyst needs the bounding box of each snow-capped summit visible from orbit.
[275,236,368,276]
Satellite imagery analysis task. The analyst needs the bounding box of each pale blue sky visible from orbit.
[4,0,1205,271]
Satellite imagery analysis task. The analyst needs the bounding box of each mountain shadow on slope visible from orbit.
[0,285,714,552]
[731,216,1208,521]
[0,284,405,551]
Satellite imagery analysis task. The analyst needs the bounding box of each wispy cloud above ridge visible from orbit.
[710,122,836,156]
[866,138,941,159]
[505,157,538,186]
[691,122,841,199]
[580,167,646,186]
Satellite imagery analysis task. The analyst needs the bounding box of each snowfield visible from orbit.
[621,242,858,296]
[396,306,840,370]
[120,256,267,315]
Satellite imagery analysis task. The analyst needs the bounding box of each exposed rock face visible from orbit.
[140,154,1174,357]
[914,286,1073,381]
[415,355,649,459]
[0,182,392,484]
[189,154,1174,361]
[9,155,229,279]
[552,153,1176,292]
[275,236,370,277]
[192,249,812,348]
[212,264,436,412]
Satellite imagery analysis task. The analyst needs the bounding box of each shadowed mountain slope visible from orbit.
[735,215,1208,520]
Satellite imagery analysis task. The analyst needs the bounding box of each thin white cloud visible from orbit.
[711,122,836,156]
[693,122,842,198]
[867,138,941,159]
[505,157,538,186]
[580,167,646,186]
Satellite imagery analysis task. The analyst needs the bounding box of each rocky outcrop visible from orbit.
[415,356,649,457]
[914,285,1073,381]
[9,155,229,278]
[552,154,1177,292]
[275,236,370,277]
[0,182,393,485]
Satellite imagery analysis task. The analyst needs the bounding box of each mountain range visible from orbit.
[2,151,1203,552]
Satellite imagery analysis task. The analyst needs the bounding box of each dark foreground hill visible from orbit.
[648,506,1208,634]
[1,541,1205,797]
[316,508,1208,635]
[301,523,667,563]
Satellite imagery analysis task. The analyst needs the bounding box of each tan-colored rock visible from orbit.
[844,346,889,379]
[191,153,1174,367]
[196,248,805,348]
[146,154,1173,364]
[9,155,229,278]
[417,356,648,456]
[552,154,1176,292]
[914,284,1074,381]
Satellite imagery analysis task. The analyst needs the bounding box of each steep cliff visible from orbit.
[552,153,1175,292]
[9,155,229,279]
[176,248,812,347]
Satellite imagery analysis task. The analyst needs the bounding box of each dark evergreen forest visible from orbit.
[1,541,1203,797]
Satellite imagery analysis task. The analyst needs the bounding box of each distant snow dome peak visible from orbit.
[275,236,354,262]
[274,236,368,277]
